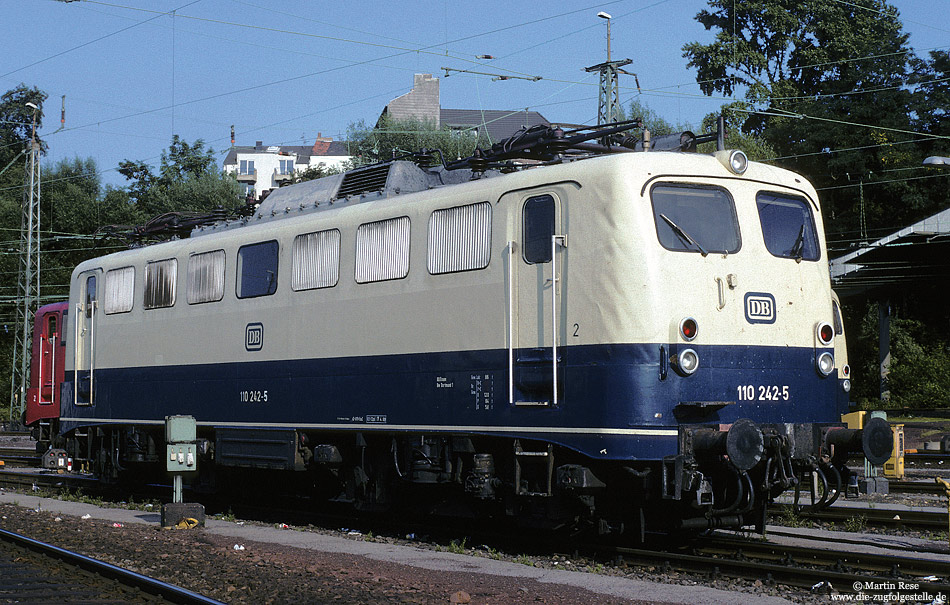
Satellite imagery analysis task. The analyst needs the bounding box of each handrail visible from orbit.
[73,303,81,406]
[508,241,515,405]
[551,234,566,406]
[89,300,96,404]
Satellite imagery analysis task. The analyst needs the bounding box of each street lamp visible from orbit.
[923,156,950,167]
[597,12,612,62]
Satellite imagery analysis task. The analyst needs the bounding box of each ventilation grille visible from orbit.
[336,163,391,198]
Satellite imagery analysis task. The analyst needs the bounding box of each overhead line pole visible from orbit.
[9,102,42,427]
[585,12,639,136]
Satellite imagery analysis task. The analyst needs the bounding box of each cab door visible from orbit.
[505,191,566,406]
[38,312,59,405]
[75,270,100,405]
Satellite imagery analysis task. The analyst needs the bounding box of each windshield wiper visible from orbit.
[660,213,708,256]
[789,224,805,262]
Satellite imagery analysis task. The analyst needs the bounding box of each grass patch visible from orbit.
[447,538,468,554]
[773,504,814,528]
[841,514,867,533]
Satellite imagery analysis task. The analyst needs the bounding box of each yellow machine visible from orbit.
[842,411,904,479]
[882,424,905,479]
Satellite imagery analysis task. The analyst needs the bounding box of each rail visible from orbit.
[0,527,224,605]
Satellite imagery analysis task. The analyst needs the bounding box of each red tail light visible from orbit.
[817,322,834,346]
[680,317,698,341]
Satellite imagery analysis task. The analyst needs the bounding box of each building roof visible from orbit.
[380,74,551,144]
[440,108,550,145]
[223,141,350,166]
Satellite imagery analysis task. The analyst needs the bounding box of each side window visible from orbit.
[355,217,410,283]
[428,202,492,274]
[292,229,341,291]
[832,298,844,336]
[103,266,135,314]
[188,250,226,304]
[523,195,555,264]
[85,275,97,318]
[756,192,820,261]
[47,315,58,340]
[237,240,279,298]
[651,184,740,254]
[144,259,178,309]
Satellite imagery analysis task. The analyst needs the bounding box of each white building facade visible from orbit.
[223,136,351,199]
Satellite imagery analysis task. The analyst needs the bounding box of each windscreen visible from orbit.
[651,184,740,254]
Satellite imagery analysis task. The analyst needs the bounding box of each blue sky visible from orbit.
[3,0,948,189]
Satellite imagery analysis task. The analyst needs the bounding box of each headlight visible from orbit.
[817,351,835,376]
[677,349,700,375]
[715,149,748,175]
[842,379,852,393]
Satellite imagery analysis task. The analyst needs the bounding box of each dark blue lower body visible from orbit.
[61,343,840,461]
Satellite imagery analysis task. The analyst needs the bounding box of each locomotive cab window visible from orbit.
[651,184,740,254]
[144,258,178,309]
[756,192,820,261]
[188,250,226,304]
[237,240,279,298]
[292,229,341,290]
[84,275,97,318]
[428,202,492,274]
[523,194,555,263]
[104,266,134,314]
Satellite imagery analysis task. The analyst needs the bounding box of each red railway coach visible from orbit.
[25,301,68,443]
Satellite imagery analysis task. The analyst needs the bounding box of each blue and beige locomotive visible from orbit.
[51,121,890,536]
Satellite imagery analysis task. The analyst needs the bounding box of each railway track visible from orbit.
[0,528,223,604]
[771,502,948,530]
[0,446,40,468]
[613,532,950,597]
[5,466,949,602]
[889,479,948,495]
[905,452,950,466]
[0,468,100,498]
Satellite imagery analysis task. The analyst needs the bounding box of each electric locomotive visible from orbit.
[35,121,892,536]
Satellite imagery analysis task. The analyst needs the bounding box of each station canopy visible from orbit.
[830,207,950,298]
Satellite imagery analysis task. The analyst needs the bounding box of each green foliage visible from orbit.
[627,99,687,137]
[118,135,241,217]
[774,504,813,528]
[292,162,345,184]
[842,514,868,533]
[0,84,244,418]
[698,102,776,160]
[346,115,488,166]
[447,537,468,554]
[848,301,950,409]
[0,84,47,171]
[682,1,950,242]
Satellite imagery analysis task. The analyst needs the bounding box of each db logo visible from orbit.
[245,323,264,351]
[744,293,776,324]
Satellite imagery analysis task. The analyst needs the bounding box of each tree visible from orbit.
[346,115,488,166]
[118,136,241,217]
[698,102,776,161]
[292,162,346,184]
[0,84,47,171]
[682,0,927,241]
[910,50,950,148]
[627,99,686,137]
